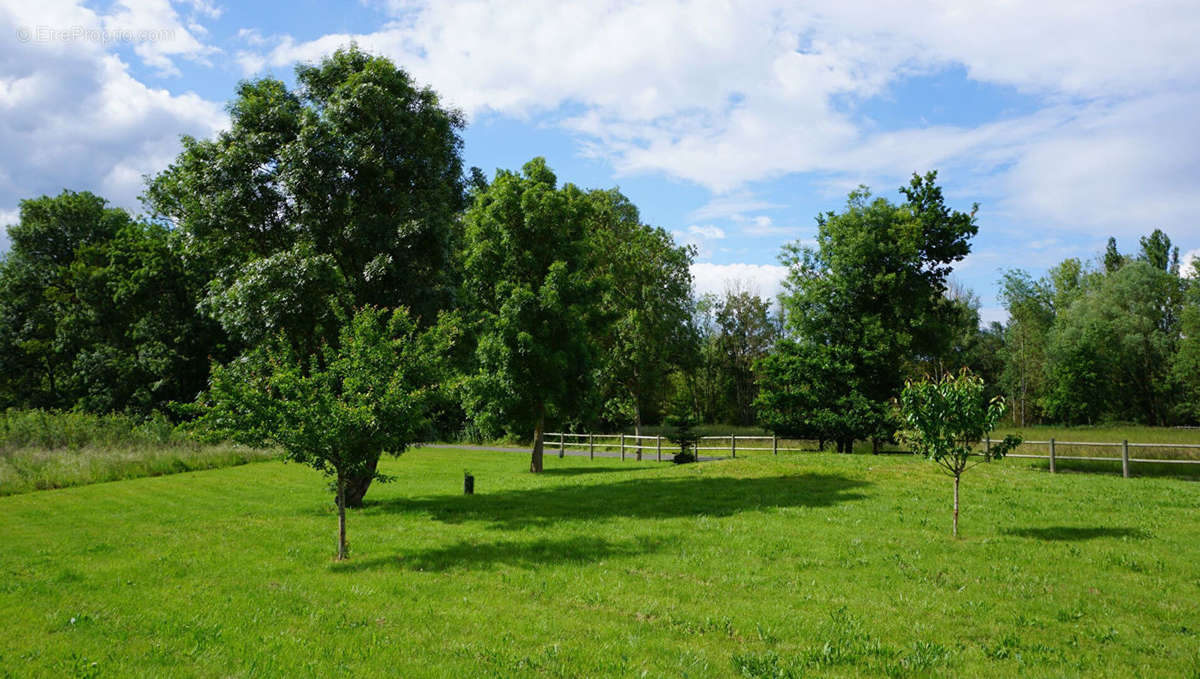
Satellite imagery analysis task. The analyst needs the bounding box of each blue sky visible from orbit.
[3,1,1199,324]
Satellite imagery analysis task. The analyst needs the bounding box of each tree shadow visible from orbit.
[1003,526,1152,541]
[1023,459,1200,480]
[329,535,661,573]
[362,473,870,529]
[539,466,647,477]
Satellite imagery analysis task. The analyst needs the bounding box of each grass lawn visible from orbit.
[1,448,1198,677]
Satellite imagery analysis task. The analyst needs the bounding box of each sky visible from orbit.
[2,1,1199,325]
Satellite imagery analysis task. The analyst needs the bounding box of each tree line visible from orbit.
[2,47,1197,481]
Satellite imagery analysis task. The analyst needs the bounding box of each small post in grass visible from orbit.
[559,432,565,458]
[985,435,990,461]
[620,434,625,460]
[1122,439,1130,478]
[731,435,737,458]
[773,434,778,455]
[1049,438,1056,473]
[463,471,474,495]
[657,435,662,461]
[589,433,594,459]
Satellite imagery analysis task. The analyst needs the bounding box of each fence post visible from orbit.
[731,435,737,458]
[773,434,778,456]
[657,435,662,462]
[985,435,990,462]
[1049,438,1056,474]
[589,433,594,460]
[636,435,642,461]
[620,434,625,461]
[1122,440,1130,478]
[559,432,565,458]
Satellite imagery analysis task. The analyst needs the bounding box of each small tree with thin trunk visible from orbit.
[195,307,438,560]
[899,370,1021,537]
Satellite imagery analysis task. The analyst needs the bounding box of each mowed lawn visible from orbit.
[1,449,1198,677]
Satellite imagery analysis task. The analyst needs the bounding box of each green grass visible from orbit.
[0,409,278,496]
[2,448,1198,677]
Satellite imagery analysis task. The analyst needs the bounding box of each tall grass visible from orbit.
[0,409,276,496]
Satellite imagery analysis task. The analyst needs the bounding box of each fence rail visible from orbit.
[544,432,1200,477]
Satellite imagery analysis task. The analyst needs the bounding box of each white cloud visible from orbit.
[690,193,785,221]
[0,208,17,251]
[730,214,801,238]
[691,262,788,300]
[1183,249,1200,278]
[101,0,220,76]
[0,3,227,235]
[236,0,1200,239]
[687,225,725,240]
[672,224,726,258]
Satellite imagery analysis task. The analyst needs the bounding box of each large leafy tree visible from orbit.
[460,158,595,473]
[0,191,131,408]
[760,172,977,448]
[0,191,216,413]
[1174,268,1200,422]
[588,189,696,435]
[145,46,465,503]
[1042,260,1184,424]
[195,307,442,560]
[998,270,1054,426]
[1003,230,1192,426]
[715,288,777,426]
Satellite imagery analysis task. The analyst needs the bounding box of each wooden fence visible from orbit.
[544,432,1200,477]
[1001,438,1200,477]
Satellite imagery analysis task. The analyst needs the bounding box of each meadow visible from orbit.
[1,447,1198,677]
[0,410,276,496]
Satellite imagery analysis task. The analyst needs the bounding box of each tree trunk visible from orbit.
[343,456,378,508]
[952,474,960,538]
[634,405,642,460]
[530,412,545,473]
[336,474,348,561]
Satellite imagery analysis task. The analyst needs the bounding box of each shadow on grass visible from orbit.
[539,466,645,477]
[1003,526,1152,541]
[362,473,870,529]
[330,535,661,573]
[1021,459,1200,480]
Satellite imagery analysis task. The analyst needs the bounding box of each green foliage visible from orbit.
[194,307,442,558]
[1174,279,1200,421]
[587,189,696,433]
[0,409,177,451]
[762,172,976,446]
[755,339,889,452]
[0,192,217,414]
[900,370,1020,535]
[677,290,778,427]
[145,46,465,355]
[664,396,700,464]
[713,289,777,426]
[0,409,272,495]
[1002,230,1197,427]
[459,158,596,471]
[900,371,1020,470]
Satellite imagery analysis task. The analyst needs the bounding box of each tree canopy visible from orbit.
[459,158,595,473]
[758,172,979,448]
